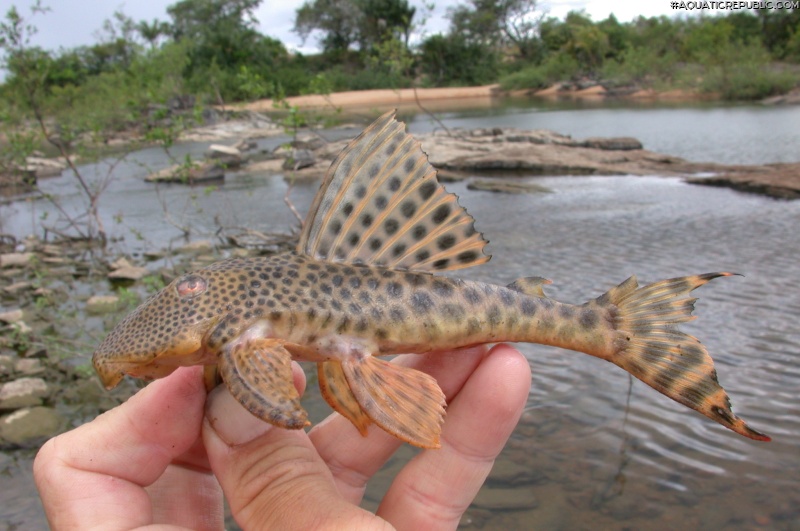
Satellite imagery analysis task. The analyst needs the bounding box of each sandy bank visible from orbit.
[238,85,504,113]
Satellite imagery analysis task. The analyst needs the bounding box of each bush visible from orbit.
[699,42,798,100]
[499,53,581,90]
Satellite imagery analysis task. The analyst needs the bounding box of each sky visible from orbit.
[5,0,701,56]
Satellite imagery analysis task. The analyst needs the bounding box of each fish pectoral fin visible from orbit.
[341,356,446,449]
[219,338,309,429]
[318,361,372,436]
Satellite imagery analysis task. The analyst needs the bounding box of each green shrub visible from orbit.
[499,53,580,90]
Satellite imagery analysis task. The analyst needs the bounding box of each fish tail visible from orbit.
[596,273,770,441]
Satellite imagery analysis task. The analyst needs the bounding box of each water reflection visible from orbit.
[3,104,799,529]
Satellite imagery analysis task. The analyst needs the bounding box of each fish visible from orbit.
[92,111,770,448]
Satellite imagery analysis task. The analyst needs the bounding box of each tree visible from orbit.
[294,0,416,55]
[358,0,415,50]
[294,0,362,54]
[167,0,265,70]
[447,0,543,60]
[137,19,171,50]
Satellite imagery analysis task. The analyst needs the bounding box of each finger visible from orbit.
[203,362,386,530]
[377,344,531,529]
[309,345,489,504]
[145,435,222,529]
[33,366,212,530]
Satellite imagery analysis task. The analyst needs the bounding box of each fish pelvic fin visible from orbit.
[318,361,372,436]
[219,339,309,429]
[599,273,770,442]
[341,356,446,449]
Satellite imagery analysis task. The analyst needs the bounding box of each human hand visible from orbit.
[34,344,531,530]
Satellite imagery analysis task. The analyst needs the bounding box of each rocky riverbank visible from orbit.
[0,232,297,448]
[231,123,799,200]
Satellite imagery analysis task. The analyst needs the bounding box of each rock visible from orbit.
[686,163,800,200]
[207,144,243,168]
[0,355,14,376]
[14,358,44,376]
[24,156,67,178]
[178,240,214,254]
[40,244,64,256]
[0,377,49,410]
[291,134,325,151]
[0,406,62,446]
[7,321,31,334]
[0,309,24,324]
[234,139,258,152]
[0,253,34,268]
[108,256,148,280]
[2,282,33,295]
[110,257,134,270]
[145,161,225,183]
[467,179,552,194]
[282,149,316,170]
[86,295,120,314]
[108,265,148,281]
[579,137,643,150]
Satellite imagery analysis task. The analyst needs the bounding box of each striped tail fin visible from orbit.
[598,273,770,441]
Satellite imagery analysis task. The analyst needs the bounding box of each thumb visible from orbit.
[202,369,372,530]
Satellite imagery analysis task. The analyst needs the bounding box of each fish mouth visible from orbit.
[92,356,181,390]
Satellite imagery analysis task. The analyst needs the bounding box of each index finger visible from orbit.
[33,366,208,529]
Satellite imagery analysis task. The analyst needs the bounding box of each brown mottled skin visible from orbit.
[94,253,614,386]
[93,111,770,447]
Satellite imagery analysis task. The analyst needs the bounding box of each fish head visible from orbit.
[92,271,220,389]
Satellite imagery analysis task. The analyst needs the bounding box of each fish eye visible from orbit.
[176,274,208,299]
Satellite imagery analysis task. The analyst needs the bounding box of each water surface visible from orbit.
[2,102,798,530]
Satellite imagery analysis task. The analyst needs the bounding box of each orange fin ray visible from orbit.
[219,339,309,429]
[318,361,372,435]
[341,357,446,448]
[296,110,489,272]
[600,273,770,441]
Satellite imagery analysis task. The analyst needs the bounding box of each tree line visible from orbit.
[2,0,799,139]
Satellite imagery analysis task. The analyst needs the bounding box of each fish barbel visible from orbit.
[93,111,770,448]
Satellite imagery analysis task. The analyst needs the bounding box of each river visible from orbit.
[2,100,799,529]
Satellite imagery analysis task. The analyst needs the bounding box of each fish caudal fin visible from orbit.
[600,273,770,442]
[342,357,446,448]
[219,339,309,429]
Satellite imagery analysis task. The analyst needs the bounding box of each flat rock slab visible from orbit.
[686,162,800,200]
[0,253,34,268]
[0,309,24,324]
[0,377,49,410]
[0,406,62,446]
[467,178,552,194]
[146,161,225,183]
[86,295,121,314]
[108,265,149,281]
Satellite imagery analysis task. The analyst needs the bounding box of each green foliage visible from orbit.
[699,41,796,100]
[499,52,580,90]
[294,0,415,55]
[418,34,499,87]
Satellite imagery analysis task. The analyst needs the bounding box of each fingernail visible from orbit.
[205,386,272,446]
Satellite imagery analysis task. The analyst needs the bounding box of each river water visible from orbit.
[3,101,799,529]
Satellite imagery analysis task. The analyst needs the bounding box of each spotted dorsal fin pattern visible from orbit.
[297,110,490,272]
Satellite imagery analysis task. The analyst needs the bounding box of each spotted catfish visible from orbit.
[93,111,770,448]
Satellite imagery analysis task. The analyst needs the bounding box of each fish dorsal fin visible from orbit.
[297,110,490,272]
